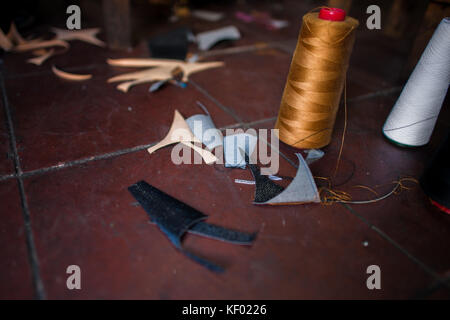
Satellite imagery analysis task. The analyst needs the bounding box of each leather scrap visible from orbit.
[107,58,224,85]
[305,149,324,164]
[148,27,192,60]
[51,27,105,47]
[196,26,241,51]
[7,22,27,45]
[142,218,256,245]
[223,133,257,169]
[186,114,223,150]
[52,65,92,81]
[247,161,285,203]
[147,110,218,164]
[189,222,256,244]
[0,27,13,51]
[128,181,256,272]
[27,49,56,66]
[13,39,70,52]
[246,153,321,205]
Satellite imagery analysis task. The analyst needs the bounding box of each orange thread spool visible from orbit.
[275,8,359,149]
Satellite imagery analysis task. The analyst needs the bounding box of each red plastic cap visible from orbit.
[319,8,346,21]
[430,199,450,215]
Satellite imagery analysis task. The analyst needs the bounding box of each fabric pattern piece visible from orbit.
[196,26,241,51]
[128,181,256,272]
[223,133,258,169]
[305,149,325,164]
[247,153,320,205]
[186,114,223,150]
[247,162,285,203]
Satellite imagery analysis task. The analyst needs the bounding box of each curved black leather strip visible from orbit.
[131,200,257,245]
[183,250,224,273]
[129,181,207,247]
[128,181,224,272]
[189,222,256,245]
[142,218,256,245]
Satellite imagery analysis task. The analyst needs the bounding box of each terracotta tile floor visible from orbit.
[1,1,450,299]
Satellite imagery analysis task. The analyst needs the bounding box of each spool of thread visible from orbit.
[383,18,450,147]
[420,131,450,215]
[275,8,359,149]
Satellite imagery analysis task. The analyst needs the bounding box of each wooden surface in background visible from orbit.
[102,0,131,49]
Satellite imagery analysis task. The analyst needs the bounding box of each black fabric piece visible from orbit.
[189,222,256,245]
[148,27,190,60]
[128,181,256,272]
[243,153,285,203]
[128,181,223,272]
[420,130,450,210]
[129,181,207,247]
[132,207,256,245]
[182,250,224,273]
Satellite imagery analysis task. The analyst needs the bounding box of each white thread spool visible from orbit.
[383,17,450,147]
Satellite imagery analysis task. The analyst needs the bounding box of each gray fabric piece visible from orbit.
[149,80,167,92]
[305,149,325,164]
[196,26,241,51]
[186,114,223,150]
[260,153,320,205]
[192,10,225,22]
[223,133,257,169]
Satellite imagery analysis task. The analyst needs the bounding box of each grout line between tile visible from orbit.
[0,172,17,181]
[243,117,277,127]
[189,79,243,124]
[342,203,450,290]
[410,274,450,299]
[347,86,403,103]
[20,142,157,179]
[0,70,46,300]
[0,119,277,182]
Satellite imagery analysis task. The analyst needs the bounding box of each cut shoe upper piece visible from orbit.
[147,110,218,164]
[196,26,241,51]
[128,181,256,273]
[51,27,106,47]
[223,133,258,169]
[186,114,223,150]
[247,153,321,205]
[185,103,223,150]
[107,58,224,92]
